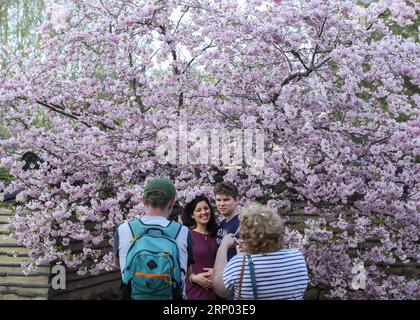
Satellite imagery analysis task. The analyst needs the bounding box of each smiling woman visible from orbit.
[183,195,220,300]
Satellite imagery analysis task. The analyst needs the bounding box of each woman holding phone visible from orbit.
[213,203,309,300]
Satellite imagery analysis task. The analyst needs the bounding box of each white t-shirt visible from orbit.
[113,216,194,287]
[223,249,309,300]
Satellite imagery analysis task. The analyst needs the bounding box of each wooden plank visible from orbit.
[0,233,23,245]
[0,287,49,299]
[65,270,120,283]
[0,215,11,223]
[0,211,13,216]
[49,271,121,299]
[0,256,32,264]
[0,247,29,255]
[0,293,47,300]
[50,271,121,291]
[49,278,120,300]
[0,265,50,275]
[0,271,51,277]
[0,285,50,296]
[0,275,50,285]
[0,282,50,288]
[0,242,24,247]
[0,223,10,233]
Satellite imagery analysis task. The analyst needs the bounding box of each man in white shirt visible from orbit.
[113,177,194,299]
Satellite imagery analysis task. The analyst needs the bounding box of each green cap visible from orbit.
[144,177,176,203]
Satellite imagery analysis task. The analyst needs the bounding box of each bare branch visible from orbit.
[99,0,118,19]
[173,7,190,34]
[318,18,327,38]
[159,25,183,111]
[271,57,332,104]
[291,49,309,70]
[274,44,293,72]
[184,40,215,73]
[40,146,64,161]
[367,13,386,31]
[81,40,101,55]
[36,100,115,130]
[128,52,147,113]
[37,100,88,126]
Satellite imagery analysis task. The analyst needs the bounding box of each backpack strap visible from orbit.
[128,219,182,240]
[247,255,258,300]
[237,254,246,300]
[128,219,148,239]
[162,221,182,240]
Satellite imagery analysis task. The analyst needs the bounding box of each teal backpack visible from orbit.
[122,219,183,300]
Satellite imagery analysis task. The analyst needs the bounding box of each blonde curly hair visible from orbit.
[240,203,284,254]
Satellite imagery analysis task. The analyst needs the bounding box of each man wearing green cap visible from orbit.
[113,177,195,299]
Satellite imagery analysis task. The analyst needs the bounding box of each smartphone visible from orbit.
[233,228,241,244]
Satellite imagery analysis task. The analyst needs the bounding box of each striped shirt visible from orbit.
[223,249,309,300]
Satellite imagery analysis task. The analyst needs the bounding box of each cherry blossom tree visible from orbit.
[0,0,419,299]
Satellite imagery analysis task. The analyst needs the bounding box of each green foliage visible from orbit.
[0,123,9,138]
[331,111,346,123]
[385,11,420,41]
[33,106,54,129]
[0,166,14,186]
[0,0,46,69]
[403,75,420,97]
[351,117,370,127]
[357,1,419,41]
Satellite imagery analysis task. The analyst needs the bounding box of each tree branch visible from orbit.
[184,40,215,73]
[272,56,332,103]
[173,7,190,35]
[274,44,293,72]
[37,100,88,126]
[128,52,147,113]
[159,25,183,111]
[36,100,115,130]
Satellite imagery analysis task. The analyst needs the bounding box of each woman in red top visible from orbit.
[183,195,220,300]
